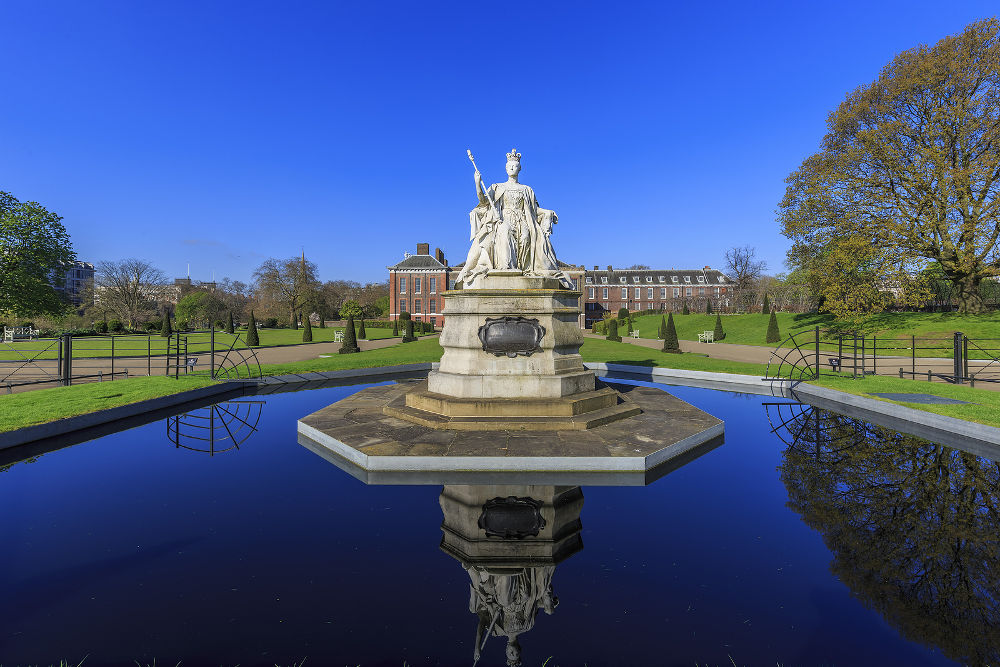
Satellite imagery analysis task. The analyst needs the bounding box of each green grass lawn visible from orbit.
[0,375,220,432]
[626,311,1000,358]
[0,327,421,361]
[812,372,1000,429]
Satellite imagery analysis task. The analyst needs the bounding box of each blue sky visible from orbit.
[1,1,996,285]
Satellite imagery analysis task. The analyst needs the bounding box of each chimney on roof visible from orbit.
[607,265,613,272]
[593,265,598,270]
[417,242,430,255]
[435,247,445,264]
[704,265,711,270]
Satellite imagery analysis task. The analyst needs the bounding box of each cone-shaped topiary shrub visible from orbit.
[226,311,235,334]
[662,312,680,353]
[339,316,360,353]
[706,300,713,314]
[161,315,172,337]
[761,294,770,315]
[713,313,725,341]
[392,319,399,336]
[682,302,690,315]
[246,311,259,346]
[606,318,622,342]
[402,318,417,343]
[766,310,781,343]
[658,315,666,339]
[358,319,367,339]
[302,315,313,342]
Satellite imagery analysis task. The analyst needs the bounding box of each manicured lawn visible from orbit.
[0,376,220,432]
[812,373,1000,429]
[627,311,1000,358]
[0,327,417,361]
[578,337,769,375]
[254,337,445,376]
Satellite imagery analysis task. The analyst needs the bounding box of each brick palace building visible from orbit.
[388,243,723,329]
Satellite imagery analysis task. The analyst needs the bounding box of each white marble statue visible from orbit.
[456,149,573,289]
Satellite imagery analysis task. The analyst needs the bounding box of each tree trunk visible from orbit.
[953,274,985,314]
[290,310,298,330]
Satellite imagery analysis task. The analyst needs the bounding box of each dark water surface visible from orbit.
[1,380,995,666]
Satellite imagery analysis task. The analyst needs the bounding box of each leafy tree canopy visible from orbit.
[0,191,75,317]
[780,18,1000,314]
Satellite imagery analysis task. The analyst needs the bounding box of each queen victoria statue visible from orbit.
[456,149,573,289]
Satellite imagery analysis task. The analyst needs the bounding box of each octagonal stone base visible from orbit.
[296,380,724,478]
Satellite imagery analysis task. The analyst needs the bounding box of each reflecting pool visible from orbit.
[0,379,996,665]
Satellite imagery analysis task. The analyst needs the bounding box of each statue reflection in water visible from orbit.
[438,485,584,666]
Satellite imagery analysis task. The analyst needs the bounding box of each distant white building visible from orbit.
[51,261,95,306]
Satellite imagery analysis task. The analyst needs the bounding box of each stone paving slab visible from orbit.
[297,380,723,474]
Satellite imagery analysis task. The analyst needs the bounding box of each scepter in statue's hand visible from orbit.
[468,149,500,220]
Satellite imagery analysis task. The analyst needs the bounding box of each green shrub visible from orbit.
[662,312,680,353]
[161,316,172,338]
[302,315,313,342]
[713,313,725,341]
[358,319,367,339]
[225,311,235,334]
[95,320,109,334]
[400,311,411,321]
[263,317,279,328]
[246,311,259,346]
[766,311,781,343]
[706,300,713,314]
[761,294,771,315]
[339,316,360,353]
[392,319,399,336]
[658,314,667,339]
[144,321,160,332]
[606,318,622,342]
[682,302,690,315]
[402,318,417,343]
[109,319,124,333]
[617,307,629,321]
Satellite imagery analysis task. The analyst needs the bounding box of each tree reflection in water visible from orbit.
[772,404,1000,664]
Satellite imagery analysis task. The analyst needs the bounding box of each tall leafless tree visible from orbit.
[94,258,167,329]
[724,245,767,312]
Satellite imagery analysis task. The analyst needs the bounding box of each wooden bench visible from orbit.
[630,330,640,339]
[334,330,345,342]
[3,326,39,342]
[698,330,714,343]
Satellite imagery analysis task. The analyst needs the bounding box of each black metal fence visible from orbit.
[766,327,1000,386]
[0,327,260,392]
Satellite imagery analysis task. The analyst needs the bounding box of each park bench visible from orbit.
[630,330,640,339]
[334,330,345,342]
[698,331,714,343]
[3,326,39,342]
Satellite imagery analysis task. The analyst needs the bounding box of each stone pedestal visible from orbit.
[428,271,592,399]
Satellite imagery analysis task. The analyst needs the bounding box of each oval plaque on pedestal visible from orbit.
[478,496,546,539]
[478,317,545,358]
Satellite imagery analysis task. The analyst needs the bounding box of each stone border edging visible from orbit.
[0,382,250,451]
[587,361,1000,451]
[791,382,1000,456]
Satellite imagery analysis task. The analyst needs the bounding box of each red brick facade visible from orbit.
[387,243,455,327]
[582,266,730,327]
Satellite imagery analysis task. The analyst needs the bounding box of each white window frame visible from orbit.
[430,277,437,293]
[588,288,595,299]
[400,276,407,293]
[602,287,609,300]
[621,288,628,299]
[647,287,653,299]
[414,277,422,293]
[634,287,641,299]
[660,287,666,299]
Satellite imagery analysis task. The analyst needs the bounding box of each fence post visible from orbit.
[57,337,63,384]
[210,325,215,379]
[148,335,151,377]
[872,335,877,376]
[911,335,915,378]
[62,333,73,386]
[111,335,115,380]
[953,332,964,384]
[814,327,820,379]
[964,336,970,381]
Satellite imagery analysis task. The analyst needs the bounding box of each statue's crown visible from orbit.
[506,148,521,162]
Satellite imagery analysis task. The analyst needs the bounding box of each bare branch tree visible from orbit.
[724,245,767,311]
[94,258,167,329]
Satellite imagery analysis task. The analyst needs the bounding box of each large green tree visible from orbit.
[0,191,75,317]
[779,18,1000,314]
[253,255,320,330]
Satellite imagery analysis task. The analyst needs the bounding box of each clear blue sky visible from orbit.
[1,1,995,285]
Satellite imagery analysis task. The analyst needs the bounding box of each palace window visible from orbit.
[400,277,406,293]
[697,275,705,283]
[714,287,720,296]
[621,288,628,299]
[660,287,666,299]
[449,279,457,290]
[602,288,609,300]
[400,299,407,313]
[619,277,626,283]
[414,298,422,313]
[588,288,595,299]
[698,287,705,295]
[429,299,436,313]
[430,277,437,293]
[634,287,641,299]
[647,303,654,310]
[684,276,691,283]
[685,287,692,296]
[658,276,665,282]
[646,276,652,282]
[632,277,640,283]
[414,277,422,293]
[672,276,679,283]
[586,276,593,284]
[601,277,608,284]
[673,288,680,297]
[647,288,653,299]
